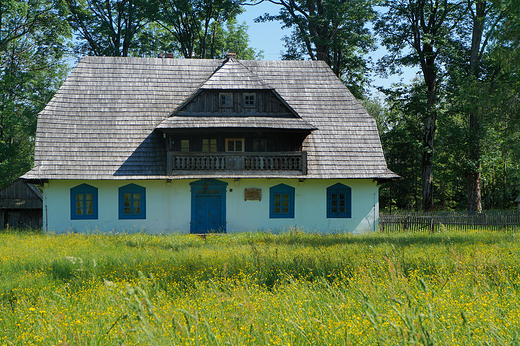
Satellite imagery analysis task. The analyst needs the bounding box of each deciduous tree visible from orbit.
[0,0,70,188]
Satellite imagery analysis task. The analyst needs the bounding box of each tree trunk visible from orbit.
[466,0,486,214]
[421,63,437,212]
[421,113,435,211]
[467,170,482,214]
[466,111,483,214]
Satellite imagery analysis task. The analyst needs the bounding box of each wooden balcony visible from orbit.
[167,151,307,175]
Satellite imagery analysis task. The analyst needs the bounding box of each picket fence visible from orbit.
[379,210,520,232]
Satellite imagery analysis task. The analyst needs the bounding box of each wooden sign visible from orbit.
[244,188,261,201]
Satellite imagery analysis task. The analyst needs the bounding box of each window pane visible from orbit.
[283,200,289,207]
[124,208,131,214]
[227,141,234,152]
[210,139,217,152]
[76,200,83,209]
[283,207,289,214]
[282,194,289,200]
[76,208,83,215]
[275,207,281,213]
[332,207,337,213]
[181,140,189,152]
[236,140,242,151]
[340,207,345,213]
[86,200,93,208]
[134,207,141,214]
[133,193,140,201]
[86,207,93,215]
[275,200,280,207]
[76,194,83,201]
[86,193,93,201]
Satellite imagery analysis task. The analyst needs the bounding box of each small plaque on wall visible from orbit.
[244,188,261,201]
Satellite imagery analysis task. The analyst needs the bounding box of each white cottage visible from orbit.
[23,54,399,234]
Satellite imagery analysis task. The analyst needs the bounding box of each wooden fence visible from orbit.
[379,211,520,232]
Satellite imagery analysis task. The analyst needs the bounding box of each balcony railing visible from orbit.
[167,151,307,175]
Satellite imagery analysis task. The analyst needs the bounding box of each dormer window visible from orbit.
[219,93,233,107]
[244,93,256,107]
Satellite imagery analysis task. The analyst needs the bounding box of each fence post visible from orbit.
[430,218,434,233]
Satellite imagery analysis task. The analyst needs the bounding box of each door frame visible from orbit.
[189,179,227,233]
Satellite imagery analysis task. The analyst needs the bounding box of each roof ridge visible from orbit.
[199,56,272,90]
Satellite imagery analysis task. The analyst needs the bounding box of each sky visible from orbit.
[236,2,419,94]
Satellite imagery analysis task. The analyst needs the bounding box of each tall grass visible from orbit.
[1,229,520,344]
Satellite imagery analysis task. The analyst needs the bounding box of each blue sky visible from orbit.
[236,2,419,94]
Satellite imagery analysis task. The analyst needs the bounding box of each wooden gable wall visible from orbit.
[178,90,293,116]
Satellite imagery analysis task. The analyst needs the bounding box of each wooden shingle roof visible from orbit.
[200,57,272,90]
[0,179,43,209]
[23,56,399,181]
[157,116,317,130]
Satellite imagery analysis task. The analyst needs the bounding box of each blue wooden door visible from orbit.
[194,195,222,233]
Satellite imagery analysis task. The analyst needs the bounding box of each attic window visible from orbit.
[244,93,256,107]
[219,93,233,107]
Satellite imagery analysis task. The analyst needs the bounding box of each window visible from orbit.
[225,138,244,152]
[219,93,233,107]
[252,139,267,152]
[327,183,351,218]
[119,184,146,219]
[202,139,217,152]
[181,140,190,152]
[270,184,295,218]
[244,93,256,107]
[71,184,98,220]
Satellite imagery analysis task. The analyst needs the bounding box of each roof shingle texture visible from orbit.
[24,56,399,180]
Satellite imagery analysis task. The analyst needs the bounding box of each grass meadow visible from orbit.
[1,228,520,345]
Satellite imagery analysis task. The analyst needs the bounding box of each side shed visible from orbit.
[0,179,43,229]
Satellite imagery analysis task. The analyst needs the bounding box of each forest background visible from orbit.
[1,0,519,213]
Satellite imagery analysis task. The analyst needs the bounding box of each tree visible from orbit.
[153,0,243,58]
[443,0,520,213]
[65,0,155,57]
[256,0,376,98]
[208,19,264,59]
[375,0,464,211]
[0,0,71,189]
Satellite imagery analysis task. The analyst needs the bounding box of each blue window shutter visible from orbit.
[71,184,98,220]
[119,184,146,219]
[269,184,295,218]
[327,183,351,218]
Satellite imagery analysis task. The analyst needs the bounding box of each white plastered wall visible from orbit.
[42,179,379,234]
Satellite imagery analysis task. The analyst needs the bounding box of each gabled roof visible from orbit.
[23,56,399,181]
[200,56,272,90]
